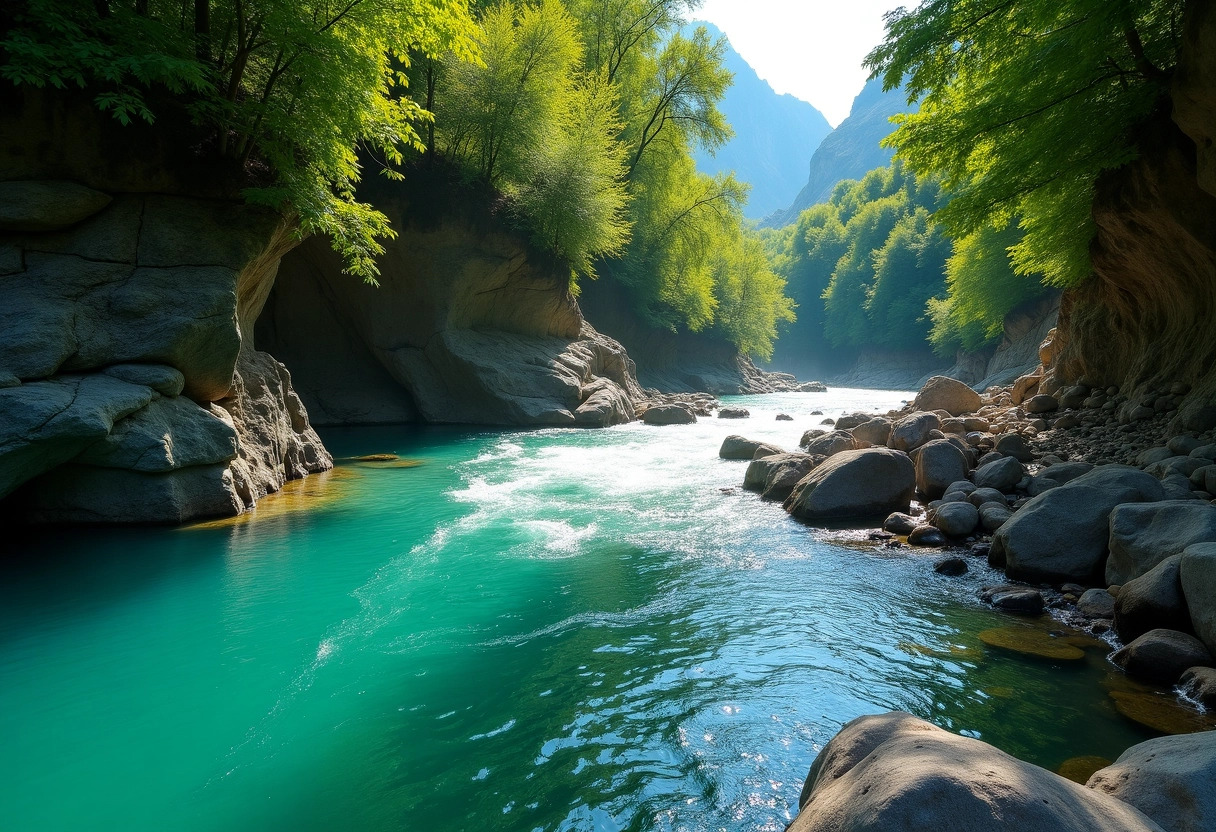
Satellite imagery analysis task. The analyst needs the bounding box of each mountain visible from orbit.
[689,23,832,220]
[760,79,917,228]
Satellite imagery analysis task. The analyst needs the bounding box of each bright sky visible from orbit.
[697,0,905,126]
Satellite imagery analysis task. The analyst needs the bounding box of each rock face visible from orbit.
[914,375,982,416]
[1087,732,1216,832]
[791,712,1164,832]
[785,448,915,522]
[260,175,644,427]
[0,175,331,523]
[1106,500,1216,585]
[993,466,1165,584]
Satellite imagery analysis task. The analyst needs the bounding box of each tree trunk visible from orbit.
[195,0,211,62]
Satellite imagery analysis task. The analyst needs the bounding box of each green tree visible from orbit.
[2,0,479,282]
[867,0,1183,287]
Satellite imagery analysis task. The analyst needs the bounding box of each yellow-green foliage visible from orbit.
[2,0,480,283]
[867,0,1184,288]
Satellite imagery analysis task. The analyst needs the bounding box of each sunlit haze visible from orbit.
[697,0,905,126]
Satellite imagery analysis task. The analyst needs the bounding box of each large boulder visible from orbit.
[642,403,696,425]
[1106,500,1216,585]
[1111,628,1213,685]
[887,411,941,453]
[791,712,1164,832]
[719,435,769,460]
[803,430,857,457]
[1114,555,1192,643]
[785,448,915,523]
[973,456,1025,492]
[760,454,818,502]
[914,439,968,500]
[744,452,813,492]
[930,501,979,537]
[851,417,891,446]
[992,466,1166,584]
[1180,542,1216,655]
[913,375,982,416]
[1087,732,1216,832]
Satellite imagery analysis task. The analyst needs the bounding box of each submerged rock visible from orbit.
[978,626,1082,658]
[790,712,1162,832]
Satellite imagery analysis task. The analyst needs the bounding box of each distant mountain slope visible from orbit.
[689,23,832,220]
[760,79,917,228]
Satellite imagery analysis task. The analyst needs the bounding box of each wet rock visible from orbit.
[907,525,948,547]
[719,435,768,460]
[775,413,793,421]
[913,375,981,417]
[886,411,941,453]
[914,439,968,500]
[717,407,749,419]
[1087,732,1216,832]
[1179,666,1216,707]
[642,403,696,425]
[883,512,918,535]
[790,713,1160,832]
[1111,628,1213,685]
[1076,588,1116,618]
[931,501,979,537]
[987,587,1046,615]
[993,466,1166,584]
[973,456,1024,492]
[1106,500,1216,585]
[933,556,968,576]
[978,626,1083,658]
[785,448,915,523]
[1114,555,1191,643]
[1180,542,1216,655]
[1108,688,1216,735]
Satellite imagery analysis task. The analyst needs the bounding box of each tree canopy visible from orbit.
[866,0,1185,287]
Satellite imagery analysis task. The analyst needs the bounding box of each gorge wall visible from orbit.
[256,167,644,428]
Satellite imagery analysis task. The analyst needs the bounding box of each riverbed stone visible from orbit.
[785,448,915,522]
[752,443,784,460]
[1087,732,1216,832]
[1114,555,1191,643]
[743,452,811,492]
[887,411,941,453]
[995,433,1034,462]
[968,487,1006,507]
[1076,588,1116,618]
[1024,394,1059,413]
[803,430,857,458]
[973,456,1024,492]
[908,525,948,546]
[760,454,818,502]
[719,435,767,460]
[978,502,1014,532]
[931,501,979,538]
[993,466,1166,584]
[1180,542,1216,655]
[1111,628,1213,685]
[883,512,918,535]
[914,439,968,500]
[851,417,891,446]
[1106,500,1216,585]
[988,587,1045,615]
[642,403,696,425]
[791,712,1162,832]
[717,407,748,419]
[934,556,968,575]
[913,375,981,417]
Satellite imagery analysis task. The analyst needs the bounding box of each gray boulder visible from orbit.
[978,502,1013,532]
[791,712,1163,832]
[752,443,784,460]
[908,525,949,547]
[883,512,918,535]
[1087,732,1216,832]
[914,439,968,500]
[851,417,891,446]
[913,375,981,416]
[760,455,817,502]
[1106,500,1216,585]
[1024,394,1059,413]
[719,435,768,460]
[642,403,696,425]
[1076,588,1116,618]
[803,430,857,457]
[1179,666,1216,707]
[995,433,1034,462]
[1114,555,1192,643]
[931,501,979,538]
[744,452,811,492]
[993,466,1165,584]
[1180,542,1216,655]
[969,487,1007,507]
[717,407,749,419]
[887,411,941,453]
[785,448,915,522]
[1111,628,1212,685]
[973,456,1024,492]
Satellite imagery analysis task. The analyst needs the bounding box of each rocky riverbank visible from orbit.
[708,336,1216,829]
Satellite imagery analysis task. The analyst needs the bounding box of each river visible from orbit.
[0,389,1158,831]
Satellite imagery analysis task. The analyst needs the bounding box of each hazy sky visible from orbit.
[697,0,905,126]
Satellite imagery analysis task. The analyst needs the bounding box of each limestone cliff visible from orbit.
[1054,0,1216,432]
[0,91,331,524]
[256,168,644,428]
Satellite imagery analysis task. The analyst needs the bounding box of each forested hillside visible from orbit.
[688,22,832,219]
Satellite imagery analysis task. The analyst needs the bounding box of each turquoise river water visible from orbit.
[0,390,1166,832]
